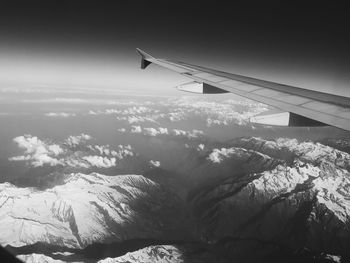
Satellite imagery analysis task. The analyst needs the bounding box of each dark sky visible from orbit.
[0,1,349,94]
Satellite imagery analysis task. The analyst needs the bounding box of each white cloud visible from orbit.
[143,128,158,136]
[82,156,116,168]
[143,127,168,136]
[65,158,91,169]
[172,129,187,136]
[117,128,126,133]
[105,109,122,115]
[9,135,64,167]
[123,106,152,115]
[131,125,142,133]
[188,129,204,138]
[65,134,92,147]
[172,129,203,138]
[208,147,238,163]
[197,144,205,151]
[127,116,143,124]
[206,118,227,127]
[124,126,204,139]
[92,145,111,156]
[45,112,76,118]
[164,97,269,127]
[88,110,99,115]
[168,109,187,122]
[114,145,134,158]
[149,160,161,167]
[126,115,158,124]
[10,134,135,169]
[88,106,153,116]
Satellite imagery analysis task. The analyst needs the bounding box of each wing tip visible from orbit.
[136,48,154,69]
[136,48,152,58]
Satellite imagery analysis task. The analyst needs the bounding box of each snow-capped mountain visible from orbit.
[0,173,190,249]
[97,245,183,263]
[189,137,350,262]
[17,253,68,263]
[3,136,350,262]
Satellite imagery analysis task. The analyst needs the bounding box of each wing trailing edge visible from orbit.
[176,81,229,94]
[250,111,326,127]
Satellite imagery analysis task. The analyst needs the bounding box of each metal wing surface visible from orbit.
[136,48,350,131]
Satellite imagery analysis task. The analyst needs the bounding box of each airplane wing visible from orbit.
[136,48,350,131]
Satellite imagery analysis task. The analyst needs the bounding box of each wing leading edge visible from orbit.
[136,48,350,131]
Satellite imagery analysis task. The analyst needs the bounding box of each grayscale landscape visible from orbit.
[1,1,350,263]
[0,87,349,262]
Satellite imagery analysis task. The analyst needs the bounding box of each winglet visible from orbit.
[136,48,154,69]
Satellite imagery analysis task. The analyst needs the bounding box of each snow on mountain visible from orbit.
[191,137,350,257]
[6,136,350,262]
[207,147,272,164]
[16,243,228,263]
[97,245,183,263]
[0,173,187,249]
[17,253,68,263]
[248,160,350,222]
[234,137,350,169]
[226,137,350,222]
[251,160,319,193]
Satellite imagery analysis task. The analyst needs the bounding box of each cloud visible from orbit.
[172,129,187,136]
[115,116,159,124]
[149,160,161,167]
[131,126,169,137]
[65,134,92,147]
[89,145,111,156]
[88,106,154,116]
[9,134,135,169]
[88,144,134,159]
[206,118,227,126]
[168,109,187,122]
[125,126,204,139]
[114,145,134,158]
[172,129,203,138]
[45,112,76,118]
[88,110,99,115]
[9,135,64,167]
[197,144,205,151]
[208,148,239,163]
[143,127,168,136]
[131,125,142,133]
[127,116,146,124]
[82,156,116,168]
[123,106,153,115]
[163,97,269,127]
